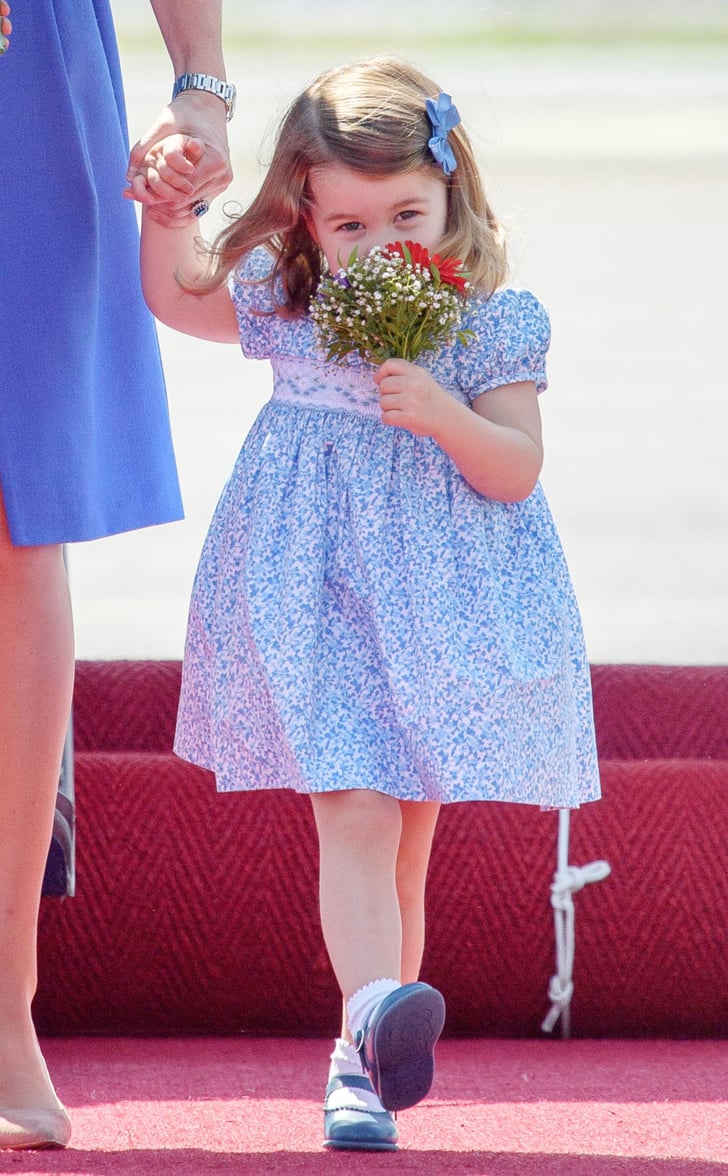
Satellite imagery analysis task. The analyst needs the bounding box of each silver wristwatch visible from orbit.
[172,73,236,121]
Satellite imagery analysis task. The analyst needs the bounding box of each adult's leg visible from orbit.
[0,486,74,1136]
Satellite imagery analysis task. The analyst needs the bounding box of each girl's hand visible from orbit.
[376,359,543,502]
[127,135,200,204]
[126,135,211,224]
[374,358,454,437]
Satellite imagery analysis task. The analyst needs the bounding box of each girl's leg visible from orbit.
[397,800,441,984]
[315,792,443,1136]
[310,789,403,1012]
[0,487,74,1131]
[311,792,440,1039]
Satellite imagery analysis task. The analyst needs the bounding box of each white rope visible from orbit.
[541,808,611,1037]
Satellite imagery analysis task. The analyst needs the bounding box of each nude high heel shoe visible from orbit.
[0,1105,72,1149]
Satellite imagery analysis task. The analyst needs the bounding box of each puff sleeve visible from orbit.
[228,247,280,359]
[457,288,551,400]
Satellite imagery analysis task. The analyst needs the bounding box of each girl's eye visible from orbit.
[338,221,363,233]
[397,210,420,222]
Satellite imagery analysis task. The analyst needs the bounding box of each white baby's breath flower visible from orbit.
[309,240,474,365]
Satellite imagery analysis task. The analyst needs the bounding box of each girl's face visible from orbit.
[307,162,448,272]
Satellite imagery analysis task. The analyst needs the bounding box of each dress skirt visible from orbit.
[175,398,600,808]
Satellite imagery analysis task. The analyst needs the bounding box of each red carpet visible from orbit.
[3,1037,727,1174]
[34,662,728,1039]
[22,665,728,1169]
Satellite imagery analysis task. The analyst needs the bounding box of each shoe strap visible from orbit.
[325,1074,375,1098]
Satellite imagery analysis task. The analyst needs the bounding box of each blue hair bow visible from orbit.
[425,92,461,176]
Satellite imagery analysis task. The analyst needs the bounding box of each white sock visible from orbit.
[347,977,401,1041]
[326,1038,388,1114]
[328,1037,363,1082]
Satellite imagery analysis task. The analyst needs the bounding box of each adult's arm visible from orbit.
[125,0,233,218]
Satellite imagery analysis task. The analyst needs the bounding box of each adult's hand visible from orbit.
[125,90,232,221]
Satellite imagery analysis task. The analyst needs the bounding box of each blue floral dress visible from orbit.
[174,249,600,808]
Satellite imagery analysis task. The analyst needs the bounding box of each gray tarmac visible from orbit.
[69,21,728,663]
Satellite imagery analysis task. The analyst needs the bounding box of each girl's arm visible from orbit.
[140,208,239,342]
[375,359,543,502]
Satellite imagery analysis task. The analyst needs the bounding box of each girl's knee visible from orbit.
[310,789,400,844]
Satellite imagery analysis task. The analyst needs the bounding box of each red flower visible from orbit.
[385,240,430,268]
[385,240,468,292]
[431,253,469,292]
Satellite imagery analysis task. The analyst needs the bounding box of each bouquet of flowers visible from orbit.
[310,240,473,365]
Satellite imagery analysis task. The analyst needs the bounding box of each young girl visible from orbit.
[141,56,600,1152]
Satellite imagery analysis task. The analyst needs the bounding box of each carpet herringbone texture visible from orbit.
[35,662,728,1038]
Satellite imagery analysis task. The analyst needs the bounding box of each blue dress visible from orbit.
[0,0,182,544]
[174,249,600,808]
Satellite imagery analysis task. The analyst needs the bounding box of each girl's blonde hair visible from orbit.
[202,56,508,310]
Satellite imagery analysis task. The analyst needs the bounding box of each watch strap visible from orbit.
[172,73,236,121]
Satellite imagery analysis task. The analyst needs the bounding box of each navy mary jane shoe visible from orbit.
[355,981,446,1112]
[323,1074,398,1151]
